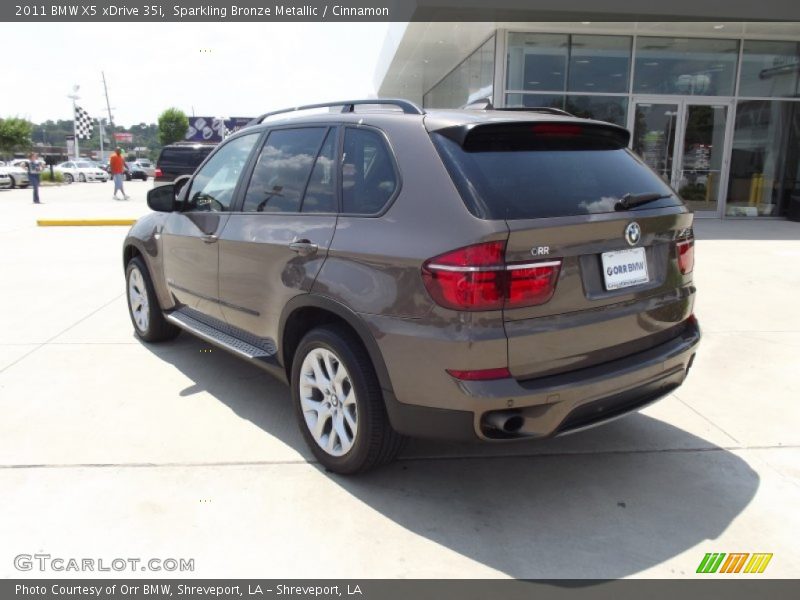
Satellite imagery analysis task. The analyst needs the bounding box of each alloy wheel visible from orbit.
[127,266,149,332]
[299,348,358,457]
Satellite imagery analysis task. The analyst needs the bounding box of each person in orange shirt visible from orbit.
[109,147,129,200]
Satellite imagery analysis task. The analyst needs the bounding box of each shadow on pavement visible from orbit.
[143,333,759,579]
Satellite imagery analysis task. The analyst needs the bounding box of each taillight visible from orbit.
[422,241,562,311]
[677,239,694,274]
[154,168,163,178]
[446,367,511,381]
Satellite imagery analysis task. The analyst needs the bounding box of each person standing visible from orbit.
[109,147,129,200]
[27,152,42,204]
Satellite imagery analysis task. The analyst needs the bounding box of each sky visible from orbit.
[0,22,391,126]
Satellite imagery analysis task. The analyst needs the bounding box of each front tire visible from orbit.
[8,176,16,188]
[291,325,404,474]
[64,173,73,184]
[125,256,180,343]
[78,173,86,183]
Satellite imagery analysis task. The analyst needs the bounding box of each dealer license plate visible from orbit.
[601,247,649,290]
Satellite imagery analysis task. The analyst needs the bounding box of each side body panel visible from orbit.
[218,214,337,339]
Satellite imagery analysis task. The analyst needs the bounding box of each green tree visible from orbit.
[0,117,33,157]
[158,108,189,145]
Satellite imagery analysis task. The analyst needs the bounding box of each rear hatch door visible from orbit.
[431,118,695,379]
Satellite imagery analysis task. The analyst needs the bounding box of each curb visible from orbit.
[37,219,137,227]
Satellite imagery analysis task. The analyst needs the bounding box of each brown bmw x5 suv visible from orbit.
[123,99,700,474]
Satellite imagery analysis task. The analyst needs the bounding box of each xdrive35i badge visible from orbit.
[625,222,641,246]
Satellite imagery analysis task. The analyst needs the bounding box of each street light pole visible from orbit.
[67,85,80,160]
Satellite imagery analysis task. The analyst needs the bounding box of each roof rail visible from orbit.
[494,107,574,117]
[461,97,493,110]
[461,99,574,117]
[248,99,424,126]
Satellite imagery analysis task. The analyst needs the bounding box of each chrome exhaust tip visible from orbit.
[484,410,524,434]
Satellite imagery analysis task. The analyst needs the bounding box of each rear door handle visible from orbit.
[288,240,318,256]
[201,234,219,244]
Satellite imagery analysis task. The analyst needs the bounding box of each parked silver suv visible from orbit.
[123,99,700,474]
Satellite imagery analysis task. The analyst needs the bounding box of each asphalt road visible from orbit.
[1,181,798,578]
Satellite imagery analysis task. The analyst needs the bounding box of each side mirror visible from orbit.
[147,184,175,212]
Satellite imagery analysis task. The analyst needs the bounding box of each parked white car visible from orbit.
[0,172,11,189]
[0,164,30,188]
[55,161,109,183]
[132,159,156,177]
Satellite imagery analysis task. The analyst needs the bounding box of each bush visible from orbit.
[41,170,64,183]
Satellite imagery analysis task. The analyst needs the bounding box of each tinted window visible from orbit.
[185,133,258,212]
[242,128,326,213]
[431,131,682,220]
[341,128,397,214]
[301,130,337,213]
[159,146,213,169]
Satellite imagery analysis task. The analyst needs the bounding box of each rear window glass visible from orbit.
[342,128,397,214]
[158,146,213,169]
[242,127,327,213]
[431,129,682,220]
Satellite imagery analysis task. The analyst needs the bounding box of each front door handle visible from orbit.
[201,234,219,244]
[288,240,319,256]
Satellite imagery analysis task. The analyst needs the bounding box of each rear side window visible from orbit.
[342,128,397,214]
[242,128,327,213]
[431,126,682,220]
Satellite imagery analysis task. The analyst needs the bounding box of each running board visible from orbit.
[166,309,277,362]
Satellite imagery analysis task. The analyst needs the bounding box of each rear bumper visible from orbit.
[383,319,700,441]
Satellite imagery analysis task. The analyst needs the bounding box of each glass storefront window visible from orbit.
[569,35,631,93]
[423,36,495,108]
[633,37,739,96]
[506,33,632,94]
[506,33,568,92]
[739,41,800,98]
[726,100,800,217]
[565,95,628,126]
[505,93,565,109]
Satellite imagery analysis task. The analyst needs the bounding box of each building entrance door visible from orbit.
[629,97,733,217]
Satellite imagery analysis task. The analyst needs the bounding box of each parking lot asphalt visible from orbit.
[1,182,798,578]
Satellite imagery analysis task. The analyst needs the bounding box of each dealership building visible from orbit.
[376,21,800,218]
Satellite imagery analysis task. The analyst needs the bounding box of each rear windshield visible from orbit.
[158,146,214,169]
[431,129,682,220]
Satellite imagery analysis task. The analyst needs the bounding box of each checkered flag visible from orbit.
[74,105,93,139]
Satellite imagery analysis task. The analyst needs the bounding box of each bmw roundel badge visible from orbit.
[625,222,641,246]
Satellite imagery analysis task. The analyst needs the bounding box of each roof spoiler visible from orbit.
[435,120,631,150]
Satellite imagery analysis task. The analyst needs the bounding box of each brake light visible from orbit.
[677,239,694,274]
[446,367,511,381]
[154,168,162,178]
[531,123,582,136]
[422,241,562,311]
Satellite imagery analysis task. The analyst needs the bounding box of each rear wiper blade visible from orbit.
[615,192,673,211]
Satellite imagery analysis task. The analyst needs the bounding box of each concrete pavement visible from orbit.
[0,182,798,578]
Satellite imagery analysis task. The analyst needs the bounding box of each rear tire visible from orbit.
[291,325,404,474]
[78,173,86,183]
[125,256,180,343]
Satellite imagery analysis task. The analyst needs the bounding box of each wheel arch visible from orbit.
[279,295,394,394]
